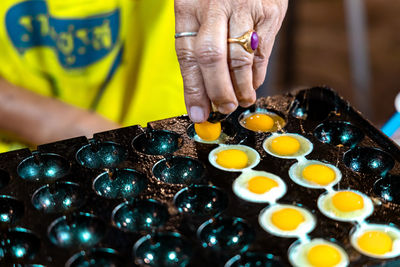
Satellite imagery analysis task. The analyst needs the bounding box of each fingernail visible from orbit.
[189,106,205,123]
[218,103,236,114]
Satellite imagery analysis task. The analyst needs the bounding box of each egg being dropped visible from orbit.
[194,121,221,141]
[263,133,313,159]
[289,239,349,267]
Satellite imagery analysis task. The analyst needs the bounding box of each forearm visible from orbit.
[0,78,119,145]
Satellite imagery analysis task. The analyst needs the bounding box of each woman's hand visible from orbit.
[175,0,288,122]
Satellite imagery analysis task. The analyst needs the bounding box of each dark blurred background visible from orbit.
[259,0,399,128]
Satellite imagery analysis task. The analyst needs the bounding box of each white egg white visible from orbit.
[317,190,374,222]
[232,170,287,203]
[193,132,229,144]
[288,238,349,267]
[208,144,261,172]
[288,160,342,189]
[263,133,313,159]
[258,204,316,238]
[350,223,400,259]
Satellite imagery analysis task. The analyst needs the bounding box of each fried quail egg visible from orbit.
[194,121,222,142]
[258,204,316,238]
[239,110,286,132]
[318,190,373,222]
[263,133,313,159]
[350,223,400,258]
[288,238,349,267]
[209,145,260,172]
[289,160,342,189]
[232,170,286,203]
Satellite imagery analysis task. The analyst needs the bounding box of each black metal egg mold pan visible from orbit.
[0,86,398,266]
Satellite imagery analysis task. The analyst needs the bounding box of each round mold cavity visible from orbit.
[134,232,193,267]
[32,182,85,213]
[0,169,10,189]
[317,190,374,222]
[76,141,127,169]
[112,199,169,233]
[66,248,124,267]
[350,223,400,259]
[132,129,183,155]
[225,252,283,267]
[187,121,235,144]
[373,174,400,202]
[288,238,349,267]
[208,145,260,172]
[93,169,147,199]
[17,153,70,182]
[232,170,287,204]
[0,195,24,225]
[197,216,255,253]
[238,109,286,133]
[314,121,364,148]
[1,227,40,261]
[48,213,106,248]
[263,133,313,159]
[258,204,316,238]
[288,160,342,189]
[173,185,228,217]
[343,147,395,176]
[152,156,205,185]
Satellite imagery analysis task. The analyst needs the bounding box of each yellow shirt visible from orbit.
[0,0,186,152]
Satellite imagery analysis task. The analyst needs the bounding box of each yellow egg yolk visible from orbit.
[270,136,301,156]
[271,208,304,231]
[216,149,248,169]
[307,244,342,267]
[357,231,393,255]
[302,164,336,186]
[244,114,274,132]
[194,121,221,141]
[247,176,278,194]
[332,191,364,212]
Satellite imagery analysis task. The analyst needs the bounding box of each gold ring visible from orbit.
[228,30,259,54]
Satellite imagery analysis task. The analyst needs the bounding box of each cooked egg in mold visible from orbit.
[232,170,286,203]
[209,145,260,172]
[188,121,235,144]
[289,160,342,189]
[317,190,374,222]
[350,223,400,259]
[263,133,313,159]
[288,238,349,267]
[258,204,316,238]
[238,109,286,133]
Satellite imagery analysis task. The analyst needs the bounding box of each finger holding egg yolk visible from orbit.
[288,238,349,267]
[289,160,342,189]
[318,190,373,222]
[233,170,287,203]
[259,204,316,238]
[209,145,260,172]
[263,133,313,159]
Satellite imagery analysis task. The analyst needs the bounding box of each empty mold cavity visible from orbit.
[66,248,124,267]
[48,213,106,248]
[374,174,400,203]
[32,182,85,213]
[153,156,205,185]
[134,232,193,267]
[93,169,147,199]
[0,169,10,189]
[112,199,169,233]
[225,252,283,267]
[173,185,228,217]
[17,153,70,182]
[76,141,127,169]
[314,121,364,148]
[0,195,24,225]
[132,129,183,155]
[0,227,40,261]
[290,87,340,121]
[197,216,255,253]
[343,147,394,176]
